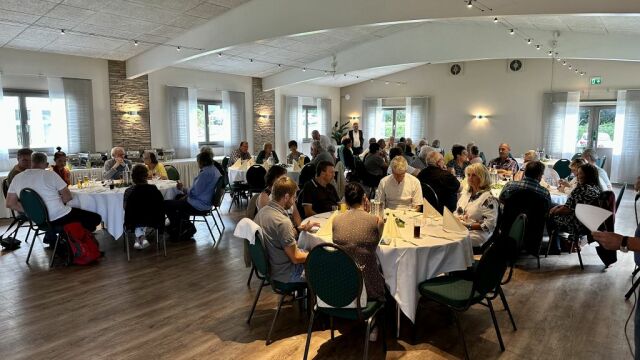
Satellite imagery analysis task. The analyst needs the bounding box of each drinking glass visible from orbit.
[413,218,422,238]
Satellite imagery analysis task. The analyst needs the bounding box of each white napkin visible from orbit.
[247,158,255,166]
[381,214,401,244]
[443,207,468,233]
[316,211,338,237]
[423,199,441,219]
[240,161,249,171]
[230,159,241,169]
[576,204,612,232]
[292,161,301,171]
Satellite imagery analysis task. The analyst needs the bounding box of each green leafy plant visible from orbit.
[332,121,350,144]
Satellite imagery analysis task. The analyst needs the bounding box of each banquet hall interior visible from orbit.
[1,0,640,359]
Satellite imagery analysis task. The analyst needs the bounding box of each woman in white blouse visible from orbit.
[456,163,499,250]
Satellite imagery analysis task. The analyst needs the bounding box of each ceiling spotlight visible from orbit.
[548,50,553,56]
[527,39,532,44]
[344,73,347,77]
[493,17,498,23]
[60,29,66,35]
[133,40,138,46]
[277,64,282,67]
[580,71,585,76]
[323,71,328,75]
[370,79,374,83]
[568,65,572,69]
[385,81,390,85]
[217,52,222,57]
[509,29,515,35]
[575,69,579,73]
[467,0,473,8]
[302,67,306,72]
[176,46,181,51]
[535,44,541,50]
[562,60,567,65]
[249,58,253,62]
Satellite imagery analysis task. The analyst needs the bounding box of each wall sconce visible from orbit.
[349,116,360,121]
[474,114,489,121]
[126,111,139,116]
[258,114,274,120]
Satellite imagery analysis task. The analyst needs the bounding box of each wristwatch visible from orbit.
[621,236,629,253]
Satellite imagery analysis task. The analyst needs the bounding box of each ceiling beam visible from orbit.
[125,0,640,78]
[262,22,640,89]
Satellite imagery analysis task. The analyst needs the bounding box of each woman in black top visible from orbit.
[124,164,165,249]
[256,142,279,164]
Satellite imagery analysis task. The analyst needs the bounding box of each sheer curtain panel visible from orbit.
[0,74,9,163]
[62,78,94,153]
[318,98,332,138]
[47,78,69,153]
[222,90,246,155]
[542,91,580,159]
[405,97,427,142]
[167,86,193,159]
[611,90,640,184]
[284,95,300,146]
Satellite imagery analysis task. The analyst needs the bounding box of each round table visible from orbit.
[298,209,474,324]
[67,180,181,239]
[227,164,300,183]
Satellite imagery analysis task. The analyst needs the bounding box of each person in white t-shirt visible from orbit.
[6,152,102,236]
[376,156,423,211]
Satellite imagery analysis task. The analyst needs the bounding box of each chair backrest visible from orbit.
[247,193,260,219]
[615,184,625,214]
[298,163,316,188]
[507,213,527,263]
[473,239,510,298]
[211,176,226,208]
[571,153,582,161]
[19,188,50,227]
[500,190,547,255]
[124,184,165,228]
[246,165,267,189]
[249,231,270,279]
[420,182,440,214]
[598,190,616,231]
[222,156,230,170]
[553,159,572,179]
[305,243,364,311]
[2,178,8,198]
[165,164,180,181]
[596,156,606,168]
[479,151,487,165]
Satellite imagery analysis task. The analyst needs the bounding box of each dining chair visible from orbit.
[420,182,440,214]
[552,159,571,179]
[182,177,226,246]
[222,156,249,211]
[164,164,180,181]
[123,185,166,261]
[303,243,386,360]
[1,178,34,247]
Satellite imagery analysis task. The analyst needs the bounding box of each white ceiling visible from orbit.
[307,63,427,87]
[0,0,249,60]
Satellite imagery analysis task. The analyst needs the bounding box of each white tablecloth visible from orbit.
[227,165,300,183]
[514,157,559,169]
[165,159,199,188]
[298,210,474,322]
[67,180,180,239]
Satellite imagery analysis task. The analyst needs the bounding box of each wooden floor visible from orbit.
[0,186,638,360]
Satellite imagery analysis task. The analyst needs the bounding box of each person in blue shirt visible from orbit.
[164,151,221,240]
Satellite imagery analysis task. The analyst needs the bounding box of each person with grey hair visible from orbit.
[311,130,332,151]
[6,152,102,237]
[309,140,334,166]
[103,146,133,180]
[418,151,461,212]
[359,137,378,159]
[581,148,612,190]
[410,145,432,170]
[514,150,539,181]
[376,156,422,210]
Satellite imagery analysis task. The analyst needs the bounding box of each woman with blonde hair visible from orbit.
[456,163,499,250]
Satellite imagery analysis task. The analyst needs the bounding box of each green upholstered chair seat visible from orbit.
[317,300,383,320]
[419,276,482,309]
[272,280,307,294]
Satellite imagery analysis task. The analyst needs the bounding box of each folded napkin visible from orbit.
[292,161,301,171]
[247,158,255,166]
[443,207,468,233]
[576,204,612,232]
[233,218,262,245]
[423,199,441,218]
[230,159,242,169]
[316,211,338,237]
[380,214,401,244]
[240,161,249,171]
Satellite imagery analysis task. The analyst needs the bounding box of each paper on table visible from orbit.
[423,199,441,219]
[380,214,401,245]
[316,211,338,237]
[443,207,468,233]
[230,159,242,169]
[576,204,612,232]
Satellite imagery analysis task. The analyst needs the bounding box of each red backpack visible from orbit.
[63,222,101,265]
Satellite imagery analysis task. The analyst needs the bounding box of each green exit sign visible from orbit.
[591,76,602,85]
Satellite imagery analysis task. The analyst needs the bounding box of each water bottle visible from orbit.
[123,163,130,184]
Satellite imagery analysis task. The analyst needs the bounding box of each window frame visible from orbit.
[382,106,406,139]
[2,88,49,149]
[197,99,223,146]
[301,105,318,143]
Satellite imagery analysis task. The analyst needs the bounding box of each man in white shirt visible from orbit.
[377,156,423,211]
[581,148,612,191]
[6,152,102,235]
[348,122,364,156]
[311,130,332,152]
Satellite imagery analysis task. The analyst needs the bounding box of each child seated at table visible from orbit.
[124,164,165,249]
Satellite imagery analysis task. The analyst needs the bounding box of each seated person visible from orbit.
[333,182,385,301]
[7,148,33,186]
[124,164,165,250]
[582,148,612,191]
[258,166,306,232]
[514,150,556,186]
[103,146,133,180]
[338,138,355,170]
[229,141,251,164]
[377,138,388,161]
[500,161,552,210]
[377,156,423,211]
[405,138,415,157]
[143,151,168,180]
[364,143,387,177]
[446,144,470,178]
[387,147,420,176]
[488,143,518,176]
[418,151,460,213]
[286,140,306,164]
[558,158,587,194]
[410,145,432,170]
[256,142,279,164]
[301,161,340,216]
[254,177,309,283]
[359,137,377,158]
[547,163,602,254]
[456,163,499,250]
[6,152,101,235]
[309,140,334,166]
[164,152,221,239]
[51,147,71,185]
[468,145,483,164]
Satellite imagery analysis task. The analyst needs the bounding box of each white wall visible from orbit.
[0,48,111,151]
[147,67,253,155]
[340,58,640,157]
[274,83,341,157]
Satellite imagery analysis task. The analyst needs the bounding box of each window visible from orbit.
[576,105,616,152]
[197,100,225,144]
[302,105,318,141]
[382,107,406,138]
[3,90,52,150]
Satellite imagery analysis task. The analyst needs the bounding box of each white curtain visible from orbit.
[317,98,332,139]
[542,91,580,159]
[187,88,199,157]
[47,78,69,153]
[284,95,300,144]
[167,86,197,159]
[62,78,93,153]
[611,90,640,184]
[405,96,427,141]
[362,99,377,142]
[0,74,9,162]
[222,90,246,155]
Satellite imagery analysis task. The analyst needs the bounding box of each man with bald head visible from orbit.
[488,143,518,175]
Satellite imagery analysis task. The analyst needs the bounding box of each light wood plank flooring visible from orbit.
[0,186,637,359]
